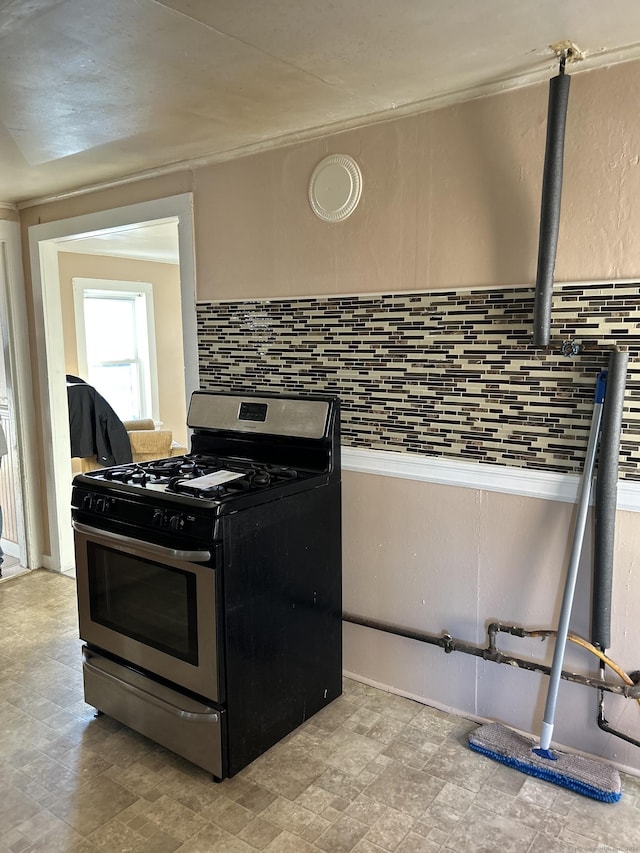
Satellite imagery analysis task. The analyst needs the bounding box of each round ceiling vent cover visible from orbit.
[308,154,362,222]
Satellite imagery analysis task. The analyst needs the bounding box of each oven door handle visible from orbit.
[72,521,212,563]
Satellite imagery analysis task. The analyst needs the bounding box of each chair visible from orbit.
[122,419,185,463]
[77,419,186,472]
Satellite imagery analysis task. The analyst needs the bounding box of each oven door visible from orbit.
[73,521,220,702]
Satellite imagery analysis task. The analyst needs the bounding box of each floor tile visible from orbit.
[2,570,639,853]
[443,803,537,852]
[365,763,445,818]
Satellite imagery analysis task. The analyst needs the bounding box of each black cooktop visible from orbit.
[86,453,311,501]
[73,391,340,525]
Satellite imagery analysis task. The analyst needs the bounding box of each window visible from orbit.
[73,278,159,422]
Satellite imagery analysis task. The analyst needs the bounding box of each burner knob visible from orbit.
[82,494,95,511]
[152,509,167,528]
[169,513,185,532]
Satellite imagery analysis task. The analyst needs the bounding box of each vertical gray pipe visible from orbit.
[532,71,571,347]
[592,349,628,651]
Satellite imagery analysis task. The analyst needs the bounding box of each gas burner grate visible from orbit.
[102,464,148,482]
[89,452,303,501]
[166,461,299,499]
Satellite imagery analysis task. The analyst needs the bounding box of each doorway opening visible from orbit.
[29,194,198,573]
[0,353,23,579]
[0,218,39,579]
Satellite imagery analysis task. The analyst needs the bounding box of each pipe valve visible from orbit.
[560,339,580,358]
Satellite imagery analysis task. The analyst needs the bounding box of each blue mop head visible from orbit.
[468,722,621,803]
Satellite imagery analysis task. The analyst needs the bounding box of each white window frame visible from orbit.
[72,277,160,423]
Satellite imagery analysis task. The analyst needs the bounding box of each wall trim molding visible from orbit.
[341,445,640,512]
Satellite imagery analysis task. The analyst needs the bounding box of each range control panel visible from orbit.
[71,486,216,542]
[187,391,331,439]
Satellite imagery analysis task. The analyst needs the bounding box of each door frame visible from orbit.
[28,194,198,572]
[0,217,41,569]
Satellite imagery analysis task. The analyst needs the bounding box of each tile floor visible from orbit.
[1,570,640,853]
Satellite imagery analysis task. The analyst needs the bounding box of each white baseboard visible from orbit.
[341,446,640,513]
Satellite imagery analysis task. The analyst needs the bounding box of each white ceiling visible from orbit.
[3,0,640,206]
[58,220,180,264]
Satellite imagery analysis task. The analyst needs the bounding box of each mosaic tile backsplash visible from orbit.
[197,281,640,479]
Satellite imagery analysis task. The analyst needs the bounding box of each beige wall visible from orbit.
[343,472,640,769]
[20,171,192,231]
[17,58,640,771]
[191,59,640,300]
[0,207,19,223]
[57,252,187,447]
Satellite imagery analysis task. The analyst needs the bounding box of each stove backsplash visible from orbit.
[197,281,640,479]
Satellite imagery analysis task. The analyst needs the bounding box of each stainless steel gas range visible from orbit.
[71,390,342,780]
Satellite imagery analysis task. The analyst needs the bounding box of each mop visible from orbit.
[468,370,622,802]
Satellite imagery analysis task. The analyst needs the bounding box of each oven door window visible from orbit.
[88,543,198,664]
